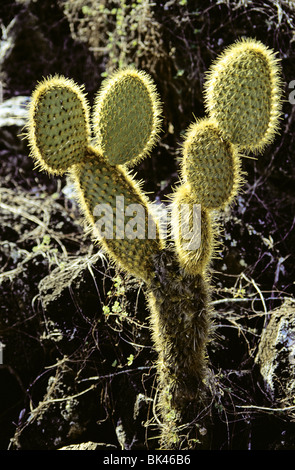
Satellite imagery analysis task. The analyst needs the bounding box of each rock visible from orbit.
[255,298,295,403]
[0,0,102,100]
[58,442,116,450]
[0,7,51,96]
[0,96,30,128]
[0,96,30,151]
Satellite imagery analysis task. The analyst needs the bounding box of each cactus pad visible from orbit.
[71,145,164,282]
[92,68,162,166]
[26,39,283,448]
[181,118,243,210]
[27,76,90,175]
[203,38,283,153]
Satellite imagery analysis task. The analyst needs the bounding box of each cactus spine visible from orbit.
[27,38,283,449]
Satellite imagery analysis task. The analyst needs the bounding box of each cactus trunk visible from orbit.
[148,249,212,448]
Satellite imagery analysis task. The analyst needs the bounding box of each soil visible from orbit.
[0,0,295,451]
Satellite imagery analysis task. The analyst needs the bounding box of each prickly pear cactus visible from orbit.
[26,38,283,450]
[170,183,218,276]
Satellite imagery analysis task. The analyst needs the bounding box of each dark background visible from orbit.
[0,0,295,450]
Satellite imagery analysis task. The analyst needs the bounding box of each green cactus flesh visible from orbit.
[27,76,90,175]
[92,68,162,166]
